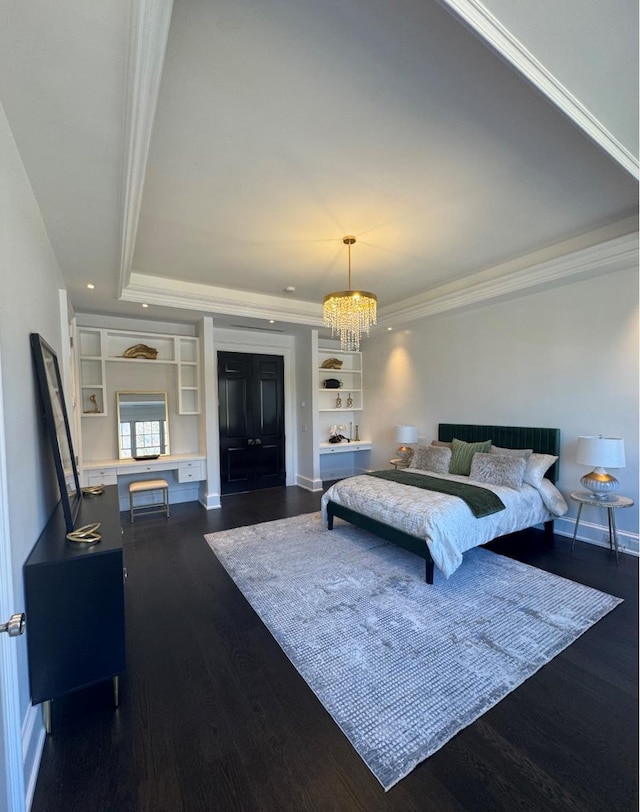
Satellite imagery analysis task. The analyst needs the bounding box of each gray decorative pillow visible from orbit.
[523,453,558,488]
[449,438,492,476]
[490,445,533,460]
[409,444,451,474]
[469,452,526,490]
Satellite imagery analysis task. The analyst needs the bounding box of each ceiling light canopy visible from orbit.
[323,236,377,352]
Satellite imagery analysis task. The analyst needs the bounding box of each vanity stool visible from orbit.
[129,479,170,523]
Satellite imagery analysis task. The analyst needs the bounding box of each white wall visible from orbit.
[0,100,68,803]
[363,267,639,551]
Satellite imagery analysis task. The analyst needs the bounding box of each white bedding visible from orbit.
[321,469,568,578]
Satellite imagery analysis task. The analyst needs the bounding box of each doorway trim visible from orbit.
[0,346,28,811]
[214,328,296,488]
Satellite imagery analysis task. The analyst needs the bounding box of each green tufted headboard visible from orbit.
[438,424,560,483]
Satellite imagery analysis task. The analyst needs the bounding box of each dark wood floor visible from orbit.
[31,487,638,811]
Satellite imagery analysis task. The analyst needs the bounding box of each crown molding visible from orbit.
[438,0,639,179]
[122,272,325,327]
[378,233,638,327]
[118,0,174,298]
[123,233,637,330]
[378,232,638,326]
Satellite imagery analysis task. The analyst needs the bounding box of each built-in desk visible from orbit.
[319,440,371,480]
[83,453,207,511]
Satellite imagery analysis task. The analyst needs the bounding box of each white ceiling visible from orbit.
[0,0,637,334]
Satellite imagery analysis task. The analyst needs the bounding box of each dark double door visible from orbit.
[218,352,286,494]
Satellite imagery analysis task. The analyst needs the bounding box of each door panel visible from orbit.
[218,352,285,494]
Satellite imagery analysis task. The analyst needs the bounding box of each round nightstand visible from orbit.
[570,491,634,564]
[389,458,410,470]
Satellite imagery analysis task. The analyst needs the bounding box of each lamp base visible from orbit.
[396,445,414,464]
[580,468,619,500]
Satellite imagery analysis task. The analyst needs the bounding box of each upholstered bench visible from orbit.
[128,479,170,523]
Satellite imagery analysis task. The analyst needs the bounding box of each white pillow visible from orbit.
[469,452,526,490]
[537,479,568,515]
[490,445,533,460]
[523,453,558,488]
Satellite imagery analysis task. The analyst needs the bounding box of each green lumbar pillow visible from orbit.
[449,437,492,476]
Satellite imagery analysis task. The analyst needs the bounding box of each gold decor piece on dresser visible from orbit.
[82,485,105,496]
[320,357,343,370]
[323,236,377,352]
[122,343,158,359]
[66,523,102,545]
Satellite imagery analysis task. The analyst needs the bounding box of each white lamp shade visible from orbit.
[395,425,418,444]
[576,436,625,469]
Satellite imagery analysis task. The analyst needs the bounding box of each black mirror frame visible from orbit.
[30,333,82,532]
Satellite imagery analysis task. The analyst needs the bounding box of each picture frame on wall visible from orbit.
[30,333,82,532]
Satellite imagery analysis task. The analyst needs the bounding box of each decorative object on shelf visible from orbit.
[82,485,105,496]
[122,343,158,359]
[66,522,102,545]
[322,378,343,389]
[346,392,353,408]
[336,394,343,408]
[323,236,377,352]
[328,424,350,443]
[575,435,625,499]
[354,424,360,441]
[133,454,160,461]
[395,424,418,464]
[320,357,343,369]
[86,394,101,413]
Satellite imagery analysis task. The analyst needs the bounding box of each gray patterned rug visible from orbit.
[205,513,622,790]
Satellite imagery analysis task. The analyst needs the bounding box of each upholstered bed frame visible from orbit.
[325,423,560,584]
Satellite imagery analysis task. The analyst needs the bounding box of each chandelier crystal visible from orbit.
[323,236,377,352]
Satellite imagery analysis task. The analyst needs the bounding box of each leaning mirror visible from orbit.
[30,333,82,531]
[117,391,170,460]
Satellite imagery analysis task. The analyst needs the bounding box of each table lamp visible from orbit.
[575,435,625,500]
[395,425,418,464]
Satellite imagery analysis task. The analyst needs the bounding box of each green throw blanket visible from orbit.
[366,470,505,518]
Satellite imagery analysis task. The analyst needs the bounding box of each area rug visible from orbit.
[205,513,622,790]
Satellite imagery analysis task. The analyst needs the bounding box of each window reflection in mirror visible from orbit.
[117,391,170,459]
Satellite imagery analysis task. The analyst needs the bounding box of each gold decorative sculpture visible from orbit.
[122,343,158,359]
[320,357,343,370]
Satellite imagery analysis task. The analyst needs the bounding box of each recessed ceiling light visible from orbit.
[142,303,149,308]
[284,286,296,293]
[387,327,393,331]
[268,320,275,324]
[86,283,95,290]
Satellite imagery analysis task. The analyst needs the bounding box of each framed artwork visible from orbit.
[30,333,82,532]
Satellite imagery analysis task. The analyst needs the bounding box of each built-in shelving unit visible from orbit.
[317,348,363,413]
[316,345,370,480]
[77,327,200,417]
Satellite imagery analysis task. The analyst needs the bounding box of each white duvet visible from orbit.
[321,470,568,578]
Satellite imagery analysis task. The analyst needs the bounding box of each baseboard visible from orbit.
[200,489,221,509]
[23,703,45,811]
[296,474,323,492]
[554,515,639,557]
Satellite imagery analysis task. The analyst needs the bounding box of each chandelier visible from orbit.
[323,236,377,352]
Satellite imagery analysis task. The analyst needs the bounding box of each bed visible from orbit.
[321,423,567,583]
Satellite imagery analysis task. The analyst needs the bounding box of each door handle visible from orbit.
[247,438,254,446]
[0,613,25,637]
[254,438,262,446]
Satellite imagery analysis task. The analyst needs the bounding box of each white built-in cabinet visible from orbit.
[316,346,371,479]
[77,327,200,417]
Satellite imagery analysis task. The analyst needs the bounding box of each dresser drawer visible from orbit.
[87,468,118,486]
[177,460,205,483]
